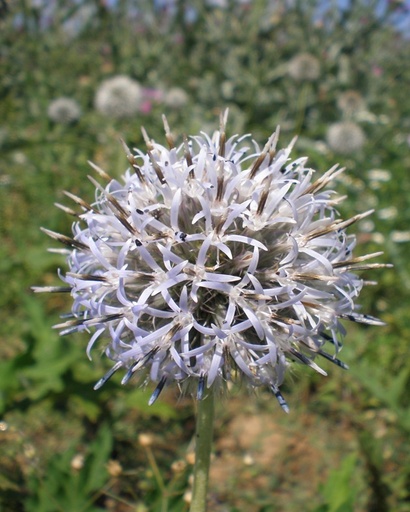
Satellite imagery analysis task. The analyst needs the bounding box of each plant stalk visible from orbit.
[189,388,215,512]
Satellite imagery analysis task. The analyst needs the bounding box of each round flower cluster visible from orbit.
[326,121,366,154]
[34,112,385,411]
[47,97,81,124]
[163,87,189,109]
[337,90,365,117]
[288,53,320,82]
[95,75,143,119]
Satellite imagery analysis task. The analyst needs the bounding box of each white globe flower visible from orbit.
[337,90,366,116]
[164,87,189,109]
[34,112,387,411]
[327,121,366,154]
[47,97,81,124]
[288,53,320,82]
[95,75,143,119]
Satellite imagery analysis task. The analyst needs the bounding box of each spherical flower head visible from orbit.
[336,90,366,117]
[163,87,189,109]
[95,75,143,119]
[288,53,320,82]
[326,121,366,154]
[47,97,81,124]
[35,111,387,411]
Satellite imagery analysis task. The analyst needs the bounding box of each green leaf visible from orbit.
[24,425,112,512]
[69,394,101,422]
[124,388,178,420]
[319,453,359,512]
[83,423,113,494]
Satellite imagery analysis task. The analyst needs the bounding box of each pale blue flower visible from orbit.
[34,112,387,411]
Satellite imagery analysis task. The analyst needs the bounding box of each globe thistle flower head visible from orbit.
[163,87,189,109]
[326,121,366,154]
[95,75,143,119]
[47,97,81,124]
[337,90,366,117]
[34,111,387,411]
[288,53,321,82]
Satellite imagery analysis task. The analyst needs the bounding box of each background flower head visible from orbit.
[47,97,81,124]
[326,121,366,154]
[94,75,143,119]
[163,87,189,109]
[35,112,384,410]
[337,90,366,117]
[288,53,321,81]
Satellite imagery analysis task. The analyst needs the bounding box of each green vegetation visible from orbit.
[1,1,409,510]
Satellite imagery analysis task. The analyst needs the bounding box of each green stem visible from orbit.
[295,83,310,135]
[145,445,168,512]
[189,388,215,512]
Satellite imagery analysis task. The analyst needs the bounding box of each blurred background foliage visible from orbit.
[1,0,410,510]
